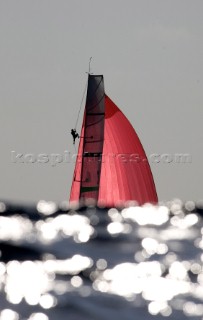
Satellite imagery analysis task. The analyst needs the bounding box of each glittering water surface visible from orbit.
[0,199,203,319]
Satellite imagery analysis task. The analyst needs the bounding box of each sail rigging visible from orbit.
[70,74,158,207]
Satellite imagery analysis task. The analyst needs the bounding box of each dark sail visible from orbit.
[70,75,105,203]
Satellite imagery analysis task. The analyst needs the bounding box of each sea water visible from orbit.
[0,199,203,320]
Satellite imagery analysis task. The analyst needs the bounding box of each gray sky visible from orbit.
[0,0,202,204]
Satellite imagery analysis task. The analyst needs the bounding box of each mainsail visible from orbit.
[70,74,158,207]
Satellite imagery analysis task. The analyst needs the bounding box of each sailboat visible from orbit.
[70,74,158,207]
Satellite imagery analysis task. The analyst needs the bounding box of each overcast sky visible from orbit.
[0,0,202,204]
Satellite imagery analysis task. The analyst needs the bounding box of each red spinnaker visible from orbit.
[98,95,158,206]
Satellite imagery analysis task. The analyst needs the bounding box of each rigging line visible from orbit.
[74,78,88,130]
[89,57,92,74]
[74,57,92,130]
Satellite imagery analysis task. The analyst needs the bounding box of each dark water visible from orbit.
[0,199,203,320]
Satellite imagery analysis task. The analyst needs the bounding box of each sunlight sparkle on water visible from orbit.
[190,263,202,274]
[183,301,203,316]
[184,201,196,212]
[44,255,93,275]
[170,213,198,228]
[108,208,122,222]
[6,261,51,305]
[39,294,57,309]
[0,202,6,213]
[107,222,124,234]
[0,309,19,320]
[0,262,6,276]
[0,216,33,241]
[169,261,188,280]
[28,313,49,320]
[142,238,168,255]
[142,277,190,301]
[35,214,94,243]
[37,220,58,242]
[71,275,83,288]
[96,259,107,270]
[148,301,172,316]
[37,201,57,216]
[1,200,203,319]
[94,259,192,303]
[96,262,163,298]
[49,214,93,242]
[121,205,169,225]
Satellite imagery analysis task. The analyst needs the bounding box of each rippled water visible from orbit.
[0,199,203,320]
